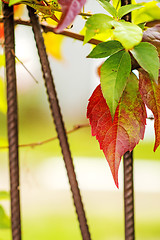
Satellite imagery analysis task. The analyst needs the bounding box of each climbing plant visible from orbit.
[1,0,160,239]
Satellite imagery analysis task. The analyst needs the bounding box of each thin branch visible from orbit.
[0,124,90,150]
[0,17,101,45]
[11,49,38,84]
[0,17,159,47]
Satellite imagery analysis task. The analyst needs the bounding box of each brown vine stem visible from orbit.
[0,124,90,149]
[0,17,156,71]
[0,17,158,47]
[121,0,135,240]
[2,3,21,240]
[0,17,101,45]
[28,6,91,240]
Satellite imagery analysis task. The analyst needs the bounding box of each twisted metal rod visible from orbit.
[121,0,135,239]
[123,151,135,240]
[2,3,21,240]
[27,6,91,240]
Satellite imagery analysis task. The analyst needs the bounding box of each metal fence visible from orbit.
[2,1,135,240]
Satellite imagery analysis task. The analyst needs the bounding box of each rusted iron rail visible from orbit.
[121,0,135,239]
[27,7,91,240]
[123,151,135,240]
[2,3,21,240]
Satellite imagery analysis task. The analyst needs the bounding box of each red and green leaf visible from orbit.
[139,70,160,151]
[87,73,146,188]
[54,0,86,33]
[142,24,160,54]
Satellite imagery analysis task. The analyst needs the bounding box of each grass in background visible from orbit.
[1,86,160,240]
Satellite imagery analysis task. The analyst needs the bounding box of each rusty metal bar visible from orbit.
[123,151,135,240]
[121,0,135,239]
[2,3,21,240]
[27,7,91,240]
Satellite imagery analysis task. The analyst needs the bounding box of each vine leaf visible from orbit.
[87,40,124,58]
[96,0,117,18]
[112,21,143,50]
[117,4,143,19]
[139,70,160,151]
[130,42,159,83]
[142,25,160,54]
[100,50,131,119]
[87,73,146,187]
[54,0,86,33]
[84,14,113,44]
[132,1,160,25]
[9,0,22,6]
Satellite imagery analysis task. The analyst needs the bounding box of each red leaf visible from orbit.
[139,70,160,151]
[142,24,160,53]
[54,0,86,33]
[87,74,146,188]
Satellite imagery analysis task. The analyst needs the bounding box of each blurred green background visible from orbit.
[0,1,160,239]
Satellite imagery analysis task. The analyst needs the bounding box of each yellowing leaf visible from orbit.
[0,78,7,114]
[112,21,142,50]
[43,32,64,60]
[0,54,5,68]
[94,30,113,41]
[84,14,113,44]
[80,26,113,42]
[132,1,160,25]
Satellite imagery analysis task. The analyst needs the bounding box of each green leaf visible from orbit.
[87,40,124,58]
[100,50,131,119]
[112,20,142,50]
[9,0,23,5]
[0,78,7,115]
[97,0,118,18]
[0,191,10,201]
[117,4,143,19]
[84,14,113,44]
[0,205,10,229]
[0,1,2,13]
[130,42,159,83]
